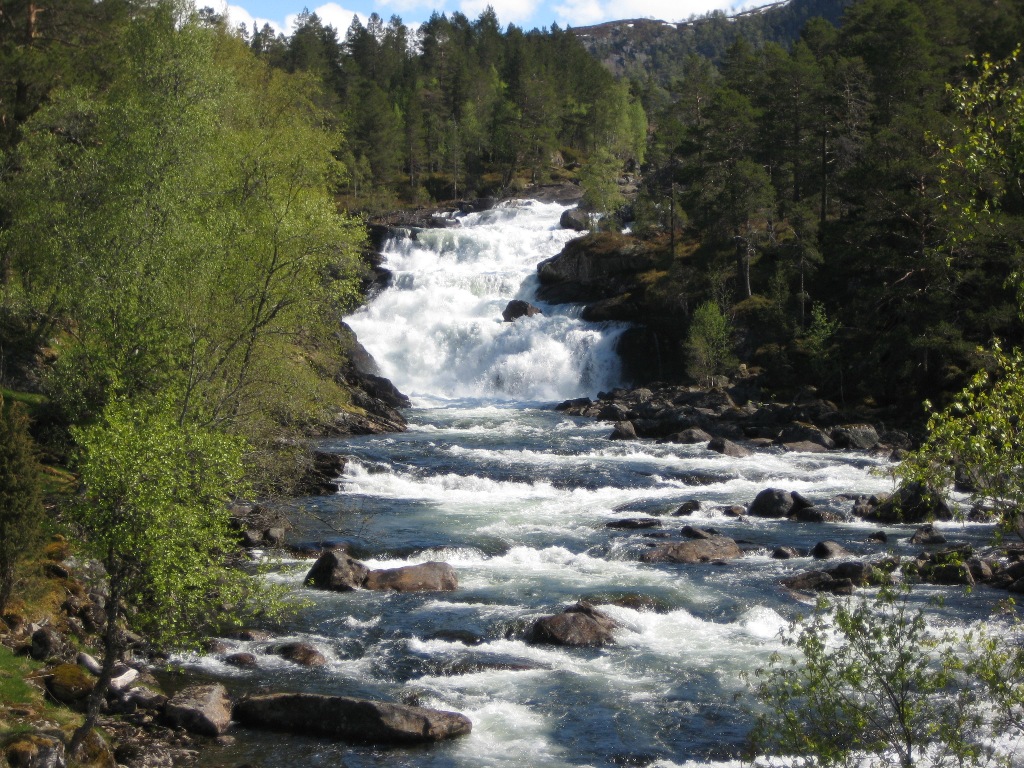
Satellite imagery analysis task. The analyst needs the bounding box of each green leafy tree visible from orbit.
[897,50,1024,534]
[0,397,44,613]
[69,396,276,752]
[687,301,734,386]
[751,587,990,768]
[580,147,624,229]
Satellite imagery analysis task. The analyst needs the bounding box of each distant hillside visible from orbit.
[571,0,855,82]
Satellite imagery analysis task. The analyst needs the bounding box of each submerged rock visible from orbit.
[640,536,743,564]
[233,693,472,744]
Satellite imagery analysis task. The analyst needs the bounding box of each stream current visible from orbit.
[191,200,1002,768]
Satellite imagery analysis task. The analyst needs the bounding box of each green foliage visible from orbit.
[2,4,365,468]
[0,397,44,613]
[580,148,625,227]
[898,343,1024,535]
[751,587,995,768]
[686,301,734,386]
[71,397,270,649]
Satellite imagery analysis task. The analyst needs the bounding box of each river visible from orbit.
[190,200,1001,768]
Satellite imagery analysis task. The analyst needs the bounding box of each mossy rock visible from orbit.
[45,663,95,710]
[5,733,66,768]
[72,728,116,768]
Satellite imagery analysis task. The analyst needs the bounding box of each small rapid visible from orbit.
[190,201,1001,768]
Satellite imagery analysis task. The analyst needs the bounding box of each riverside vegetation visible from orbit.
[3,0,1024,766]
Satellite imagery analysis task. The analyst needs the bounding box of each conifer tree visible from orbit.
[0,397,44,614]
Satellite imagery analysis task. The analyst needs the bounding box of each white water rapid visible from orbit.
[189,201,1003,768]
[346,200,626,403]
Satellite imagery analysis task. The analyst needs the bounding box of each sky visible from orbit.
[220,0,769,39]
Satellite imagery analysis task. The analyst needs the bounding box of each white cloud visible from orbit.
[290,2,369,34]
[551,0,606,26]
[459,0,539,25]
[225,3,285,35]
[227,2,367,37]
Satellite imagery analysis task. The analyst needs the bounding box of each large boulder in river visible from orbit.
[559,208,590,231]
[640,535,743,564]
[502,300,543,322]
[529,602,619,647]
[304,549,370,591]
[233,693,472,744]
[363,562,458,592]
[163,684,232,736]
[748,488,795,518]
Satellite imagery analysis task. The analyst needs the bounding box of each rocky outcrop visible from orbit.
[296,450,348,496]
[304,550,458,593]
[640,535,743,564]
[529,602,619,646]
[233,693,472,744]
[326,323,410,437]
[536,233,666,304]
[163,684,232,737]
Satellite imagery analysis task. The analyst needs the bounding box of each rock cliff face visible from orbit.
[326,322,410,436]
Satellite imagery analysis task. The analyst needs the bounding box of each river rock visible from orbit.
[781,570,856,595]
[502,300,543,322]
[865,482,953,523]
[559,208,590,231]
[529,602,619,646]
[782,440,829,453]
[276,642,327,667]
[640,535,742,564]
[609,421,638,440]
[233,693,472,743]
[748,488,795,518]
[707,437,751,458]
[363,562,458,592]
[226,652,258,668]
[772,546,802,559]
[792,506,847,523]
[909,524,947,545]
[606,518,661,529]
[673,500,701,516]
[811,540,852,559]
[666,428,712,444]
[776,423,835,449]
[831,424,880,450]
[163,684,232,736]
[304,549,370,591]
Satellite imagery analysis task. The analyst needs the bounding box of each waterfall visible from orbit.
[346,200,627,403]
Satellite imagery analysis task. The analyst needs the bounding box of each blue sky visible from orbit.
[220,0,768,37]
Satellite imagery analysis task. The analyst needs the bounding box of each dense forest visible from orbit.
[244,8,647,209]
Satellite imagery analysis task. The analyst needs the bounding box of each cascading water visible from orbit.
[191,201,1001,768]
[346,200,626,403]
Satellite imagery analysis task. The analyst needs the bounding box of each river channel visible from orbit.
[190,200,1001,768]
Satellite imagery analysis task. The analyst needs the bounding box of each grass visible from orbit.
[0,644,84,743]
